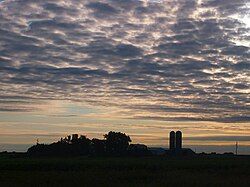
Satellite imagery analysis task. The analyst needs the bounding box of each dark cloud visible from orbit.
[0,0,249,123]
[86,2,119,16]
[115,44,142,57]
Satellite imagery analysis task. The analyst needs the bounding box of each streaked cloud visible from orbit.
[0,0,249,123]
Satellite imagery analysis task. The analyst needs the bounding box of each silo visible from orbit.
[176,131,182,150]
[169,131,175,150]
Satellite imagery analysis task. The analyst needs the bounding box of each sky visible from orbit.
[0,0,249,154]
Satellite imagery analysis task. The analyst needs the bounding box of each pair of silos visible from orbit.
[169,131,182,151]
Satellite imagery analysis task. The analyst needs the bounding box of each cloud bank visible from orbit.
[0,0,249,122]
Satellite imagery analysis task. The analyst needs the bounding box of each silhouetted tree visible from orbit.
[91,138,106,156]
[71,134,79,143]
[27,132,135,157]
[104,131,131,156]
[74,135,91,155]
[27,134,91,156]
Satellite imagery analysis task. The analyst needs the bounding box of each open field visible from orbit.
[0,154,250,187]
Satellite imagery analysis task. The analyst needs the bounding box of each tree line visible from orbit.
[27,131,151,157]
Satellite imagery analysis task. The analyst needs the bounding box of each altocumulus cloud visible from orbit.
[0,0,249,122]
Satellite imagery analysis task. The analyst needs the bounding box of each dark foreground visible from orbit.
[0,154,250,187]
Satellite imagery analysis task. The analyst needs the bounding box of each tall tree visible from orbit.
[104,131,131,156]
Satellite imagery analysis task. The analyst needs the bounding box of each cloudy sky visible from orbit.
[0,0,249,153]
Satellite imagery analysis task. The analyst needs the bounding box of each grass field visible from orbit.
[0,154,250,187]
